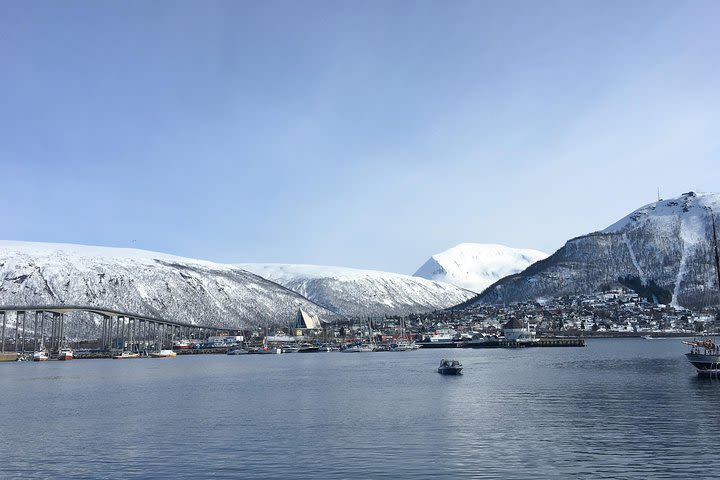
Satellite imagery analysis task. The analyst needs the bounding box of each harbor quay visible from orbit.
[0,304,597,362]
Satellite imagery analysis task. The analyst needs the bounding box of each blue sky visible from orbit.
[1,0,719,274]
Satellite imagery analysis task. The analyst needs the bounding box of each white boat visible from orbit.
[32,350,49,362]
[425,331,457,343]
[341,342,374,353]
[149,349,177,358]
[113,351,140,359]
[57,348,74,360]
[437,359,463,375]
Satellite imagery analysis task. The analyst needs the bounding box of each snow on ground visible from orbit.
[603,191,720,233]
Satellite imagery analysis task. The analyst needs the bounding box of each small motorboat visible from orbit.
[438,359,463,375]
[149,349,177,358]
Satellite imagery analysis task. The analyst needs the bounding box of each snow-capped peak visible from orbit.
[602,191,720,234]
[413,243,549,293]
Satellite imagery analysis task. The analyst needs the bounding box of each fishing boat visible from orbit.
[57,347,74,360]
[437,359,463,375]
[684,213,720,376]
[149,349,177,358]
[32,349,49,362]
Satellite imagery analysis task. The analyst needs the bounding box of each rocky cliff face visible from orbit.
[474,192,720,309]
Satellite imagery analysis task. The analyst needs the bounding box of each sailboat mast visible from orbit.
[713,215,720,304]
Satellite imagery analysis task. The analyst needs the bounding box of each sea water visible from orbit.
[0,338,717,479]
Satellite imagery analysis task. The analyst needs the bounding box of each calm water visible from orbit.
[1,338,718,479]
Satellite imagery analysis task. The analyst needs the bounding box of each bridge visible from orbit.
[0,305,232,355]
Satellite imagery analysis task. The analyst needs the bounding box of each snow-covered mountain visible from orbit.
[413,243,548,293]
[0,241,339,328]
[473,192,720,309]
[238,263,476,318]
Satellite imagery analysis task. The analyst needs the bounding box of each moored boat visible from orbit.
[57,348,74,360]
[341,342,374,353]
[173,339,193,350]
[113,351,140,359]
[389,340,418,351]
[32,350,49,362]
[684,213,720,376]
[437,359,463,375]
[149,349,177,358]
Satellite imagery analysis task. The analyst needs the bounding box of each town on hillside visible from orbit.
[239,288,719,345]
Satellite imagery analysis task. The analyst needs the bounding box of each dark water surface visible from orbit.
[1,338,718,479]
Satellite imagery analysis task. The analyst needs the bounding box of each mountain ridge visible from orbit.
[238,263,477,318]
[471,191,720,309]
[0,240,340,328]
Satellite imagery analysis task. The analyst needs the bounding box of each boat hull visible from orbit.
[686,352,720,375]
[438,367,462,375]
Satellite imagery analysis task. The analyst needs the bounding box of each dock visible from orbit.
[418,337,585,349]
[0,352,18,362]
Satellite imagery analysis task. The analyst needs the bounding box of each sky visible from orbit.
[1,0,719,274]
